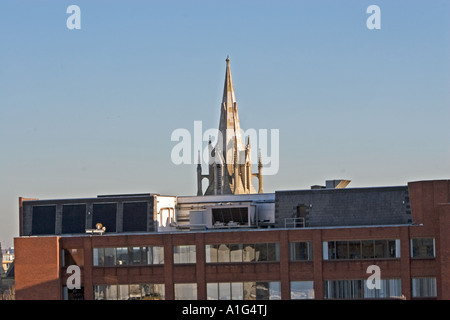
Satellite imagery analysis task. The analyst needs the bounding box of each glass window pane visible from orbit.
[153,246,164,264]
[348,241,361,259]
[362,240,374,259]
[218,244,230,263]
[116,247,129,265]
[255,243,268,261]
[93,248,104,266]
[118,284,129,300]
[104,248,116,266]
[106,285,118,300]
[387,240,397,258]
[129,284,142,300]
[230,244,243,262]
[174,245,195,264]
[291,242,311,261]
[255,282,270,300]
[174,283,197,300]
[269,282,281,300]
[141,247,149,265]
[131,247,141,265]
[207,283,218,300]
[374,240,387,259]
[388,279,402,298]
[336,241,348,259]
[290,281,314,299]
[206,245,218,263]
[189,245,196,263]
[243,244,255,262]
[328,241,336,260]
[219,283,231,300]
[141,284,165,300]
[412,278,437,297]
[63,248,84,267]
[231,282,243,300]
[94,285,106,300]
[412,238,435,258]
[267,243,280,261]
[243,282,256,300]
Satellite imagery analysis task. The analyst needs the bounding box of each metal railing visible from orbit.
[284,217,305,228]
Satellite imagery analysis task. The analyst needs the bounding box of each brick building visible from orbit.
[12,59,450,300]
[14,179,450,300]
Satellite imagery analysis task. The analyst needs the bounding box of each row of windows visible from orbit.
[87,238,435,267]
[31,202,149,235]
[93,246,164,266]
[88,278,437,300]
[323,240,400,260]
[324,278,437,299]
[94,284,164,300]
[206,282,281,300]
[324,279,402,299]
[205,243,280,263]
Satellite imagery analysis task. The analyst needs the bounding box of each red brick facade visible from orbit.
[14,180,450,300]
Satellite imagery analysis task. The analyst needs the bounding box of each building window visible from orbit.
[116,247,129,266]
[212,207,249,226]
[207,282,281,300]
[363,279,402,299]
[174,283,197,300]
[31,205,56,235]
[324,280,364,299]
[62,204,86,234]
[324,279,402,299]
[104,248,116,266]
[62,248,84,267]
[173,245,196,264]
[92,203,117,233]
[412,278,437,298]
[411,238,435,258]
[63,286,84,300]
[122,201,148,232]
[93,246,164,266]
[205,243,280,263]
[94,284,165,300]
[290,242,313,261]
[323,239,400,260]
[290,281,315,299]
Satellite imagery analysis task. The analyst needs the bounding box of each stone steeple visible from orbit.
[197,57,263,196]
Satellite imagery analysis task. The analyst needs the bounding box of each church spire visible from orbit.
[222,56,236,105]
[218,56,245,167]
[200,57,262,196]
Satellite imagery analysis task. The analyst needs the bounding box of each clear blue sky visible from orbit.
[1,0,449,248]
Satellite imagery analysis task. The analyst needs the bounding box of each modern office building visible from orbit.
[13,179,450,300]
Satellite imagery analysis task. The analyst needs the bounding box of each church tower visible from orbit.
[197,57,263,196]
